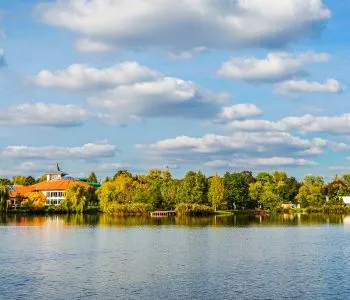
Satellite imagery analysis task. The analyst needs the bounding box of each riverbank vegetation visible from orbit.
[1,170,350,215]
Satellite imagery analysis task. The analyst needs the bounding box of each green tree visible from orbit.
[208,174,225,211]
[224,172,254,209]
[0,178,11,186]
[249,173,282,210]
[324,175,350,204]
[342,174,350,186]
[13,176,26,185]
[24,176,36,186]
[304,175,324,186]
[0,184,10,212]
[295,176,325,208]
[178,171,208,205]
[61,184,93,213]
[87,172,98,183]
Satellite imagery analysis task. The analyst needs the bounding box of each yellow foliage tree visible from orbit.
[208,174,225,211]
[27,192,47,209]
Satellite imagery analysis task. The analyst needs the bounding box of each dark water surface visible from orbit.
[1,214,350,299]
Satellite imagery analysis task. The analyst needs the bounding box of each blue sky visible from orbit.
[0,0,350,181]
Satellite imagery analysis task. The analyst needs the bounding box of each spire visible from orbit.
[56,162,61,172]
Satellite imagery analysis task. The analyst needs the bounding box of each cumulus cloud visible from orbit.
[137,132,344,161]
[217,52,331,82]
[205,157,317,168]
[3,141,117,160]
[75,38,117,53]
[0,103,89,127]
[34,61,158,90]
[34,61,230,123]
[36,0,331,51]
[89,77,229,123]
[228,114,350,135]
[274,79,345,94]
[218,104,262,122]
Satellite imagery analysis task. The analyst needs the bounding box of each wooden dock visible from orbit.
[150,211,176,217]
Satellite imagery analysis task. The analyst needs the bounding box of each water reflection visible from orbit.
[0,213,348,227]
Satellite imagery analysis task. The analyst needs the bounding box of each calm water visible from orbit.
[1,214,350,299]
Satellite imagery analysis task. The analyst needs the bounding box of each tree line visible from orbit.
[1,170,350,214]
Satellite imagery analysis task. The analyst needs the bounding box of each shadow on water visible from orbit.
[0,213,349,227]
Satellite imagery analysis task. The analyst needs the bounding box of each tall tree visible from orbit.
[178,171,208,205]
[295,175,325,208]
[24,176,36,186]
[62,184,93,213]
[13,176,26,186]
[208,174,225,211]
[0,184,10,211]
[87,172,98,183]
[224,172,254,209]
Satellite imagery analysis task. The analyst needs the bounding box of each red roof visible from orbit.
[9,186,31,199]
[29,180,92,192]
[9,180,93,198]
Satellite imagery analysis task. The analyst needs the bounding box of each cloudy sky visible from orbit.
[0,0,349,180]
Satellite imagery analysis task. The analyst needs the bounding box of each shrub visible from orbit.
[103,203,152,216]
[175,203,215,216]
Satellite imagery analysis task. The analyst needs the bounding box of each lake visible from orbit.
[1,213,350,299]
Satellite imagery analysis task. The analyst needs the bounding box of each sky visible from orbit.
[0,0,350,181]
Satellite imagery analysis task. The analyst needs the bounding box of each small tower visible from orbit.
[46,163,67,181]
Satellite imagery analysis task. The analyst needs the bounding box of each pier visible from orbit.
[150,211,176,217]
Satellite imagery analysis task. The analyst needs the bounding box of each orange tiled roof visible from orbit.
[28,180,92,192]
[9,186,31,199]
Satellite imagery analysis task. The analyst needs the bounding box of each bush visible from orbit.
[103,203,152,216]
[175,203,215,216]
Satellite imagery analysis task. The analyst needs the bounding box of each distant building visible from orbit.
[9,164,94,206]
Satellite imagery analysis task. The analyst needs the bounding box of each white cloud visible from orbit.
[0,162,50,178]
[0,103,89,127]
[206,157,317,168]
[34,61,230,123]
[228,114,350,135]
[275,79,345,94]
[75,38,117,53]
[89,77,230,123]
[137,131,343,158]
[3,141,116,160]
[218,104,262,121]
[36,0,331,51]
[34,61,158,90]
[217,52,330,82]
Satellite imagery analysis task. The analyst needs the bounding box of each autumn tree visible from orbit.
[27,192,46,209]
[208,174,225,211]
[61,184,93,213]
